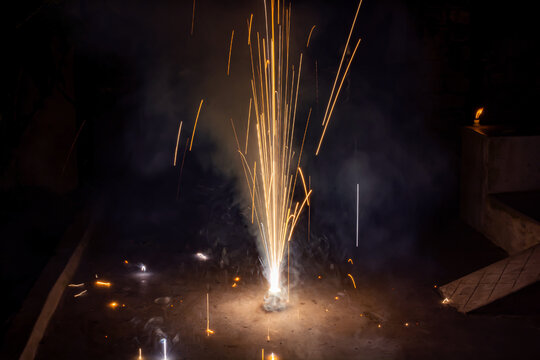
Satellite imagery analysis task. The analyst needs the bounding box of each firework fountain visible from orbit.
[232,0,362,310]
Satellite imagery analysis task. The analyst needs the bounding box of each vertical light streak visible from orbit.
[356,183,359,247]
[228,30,235,76]
[173,121,183,166]
[161,339,167,360]
[306,25,316,47]
[191,0,196,35]
[248,14,253,45]
[206,293,210,336]
[190,99,203,151]
[138,347,142,360]
[308,175,311,243]
[245,98,252,153]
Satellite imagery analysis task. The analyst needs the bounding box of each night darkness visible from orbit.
[2,1,540,359]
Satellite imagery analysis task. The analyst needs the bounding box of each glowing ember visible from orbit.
[347,273,357,288]
[195,252,208,261]
[442,297,451,304]
[234,276,240,282]
[95,281,111,287]
[138,347,142,360]
[73,290,87,298]
[108,302,118,309]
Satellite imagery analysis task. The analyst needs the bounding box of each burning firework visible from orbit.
[233,0,312,304]
[233,0,363,307]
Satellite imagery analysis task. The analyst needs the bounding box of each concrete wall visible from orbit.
[460,126,540,254]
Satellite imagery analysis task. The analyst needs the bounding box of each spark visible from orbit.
[316,37,362,155]
[317,275,322,279]
[206,293,214,336]
[248,14,253,45]
[95,281,111,287]
[160,338,167,360]
[124,260,129,264]
[190,0,196,35]
[189,99,203,151]
[442,298,451,304]
[74,290,87,298]
[306,25,316,47]
[404,322,409,327]
[68,283,84,287]
[356,183,359,247]
[232,283,237,288]
[108,302,118,309]
[234,276,240,282]
[245,98,252,153]
[334,296,339,300]
[196,252,208,261]
[262,348,264,360]
[347,258,353,264]
[173,120,183,166]
[138,348,142,360]
[62,119,86,176]
[227,30,235,76]
[347,273,357,288]
[377,324,382,328]
[140,264,146,272]
[317,0,364,155]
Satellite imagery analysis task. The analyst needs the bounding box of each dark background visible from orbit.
[2,0,539,342]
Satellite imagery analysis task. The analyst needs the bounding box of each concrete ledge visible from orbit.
[19,225,91,360]
[0,215,92,360]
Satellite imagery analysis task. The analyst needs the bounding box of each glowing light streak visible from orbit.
[206,293,214,335]
[347,258,354,264]
[227,30,235,76]
[191,0,196,35]
[347,273,357,288]
[160,338,167,360]
[442,298,451,304]
[306,25,316,47]
[316,37,362,155]
[189,99,203,151]
[248,14,253,45]
[74,290,87,298]
[68,283,84,287]
[138,347,142,360]
[140,264,146,272]
[245,98,252,153]
[321,0,363,128]
[173,120,183,166]
[95,281,111,287]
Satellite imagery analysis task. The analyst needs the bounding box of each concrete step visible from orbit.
[439,243,540,313]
